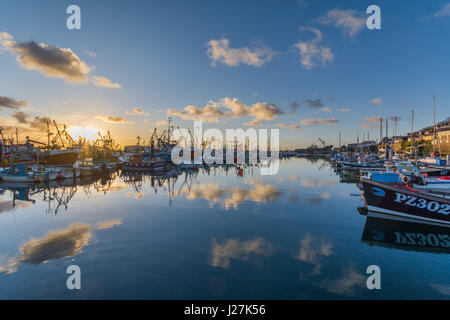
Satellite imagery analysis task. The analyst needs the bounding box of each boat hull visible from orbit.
[361,179,450,225]
[41,150,80,166]
[0,174,36,182]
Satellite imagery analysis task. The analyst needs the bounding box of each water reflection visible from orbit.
[0,170,123,211]
[180,182,283,210]
[300,179,337,188]
[361,214,450,254]
[0,164,345,214]
[296,234,333,276]
[306,192,331,205]
[0,220,121,274]
[430,283,450,296]
[0,158,448,299]
[319,267,366,296]
[210,238,274,269]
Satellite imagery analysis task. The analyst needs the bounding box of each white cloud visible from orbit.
[95,114,134,124]
[206,38,274,67]
[1,31,120,88]
[156,120,168,127]
[318,8,365,38]
[1,31,90,83]
[85,50,96,58]
[301,118,338,126]
[371,98,383,105]
[294,27,334,69]
[360,116,381,129]
[277,123,301,130]
[434,3,450,18]
[168,97,284,123]
[90,76,122,88]
[244,119,262,127]
[125,107,150,116]
[0,95,29,109]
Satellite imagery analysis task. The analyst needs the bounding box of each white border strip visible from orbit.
[367,206,450,227]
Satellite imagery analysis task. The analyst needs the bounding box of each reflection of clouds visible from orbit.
[210,237,274,268]
[276,175,299,183]
[225,185,282,210]
[296,234,333,276]
[300,178,337,188]
[0,200,31,214]
[126,191,145,199]
[0,220,121,274]
[185,184,227,206]
[320,268,365,296]
[289,193,300,204]
[107,182,130,192]
[94,219,123,230]
[19,223,91,265]
[307,192,331,205]
[243,178,263,185]
[181,183,283,210]
[431,283,450,296]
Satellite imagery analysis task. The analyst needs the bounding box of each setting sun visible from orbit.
[67,126,105,142]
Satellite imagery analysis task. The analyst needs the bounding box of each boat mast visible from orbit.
[379,117,382,145]
[411,109,414,146]
[433,94,436,154]
[47,120,51,150]
[385,118,388,140]
[338,132,341,149]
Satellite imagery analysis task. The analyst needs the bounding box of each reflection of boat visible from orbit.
[0,175,104,214]
[361,214,450,254]
[361,179,450,226]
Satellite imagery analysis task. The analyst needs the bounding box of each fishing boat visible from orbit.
[74,158,101,176]
[58,167,81,179]
[0,163,43,182]
[360,162,450,186]
[40,148,81,166]
[122,154,166,172]
[418,156,447,167]
[361,178,450,226]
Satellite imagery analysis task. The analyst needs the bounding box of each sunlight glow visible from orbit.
[67,126,105,142]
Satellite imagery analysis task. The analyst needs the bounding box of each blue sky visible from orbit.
[1,0,450,147]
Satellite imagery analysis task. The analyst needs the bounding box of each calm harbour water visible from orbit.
[0,157,449,299]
